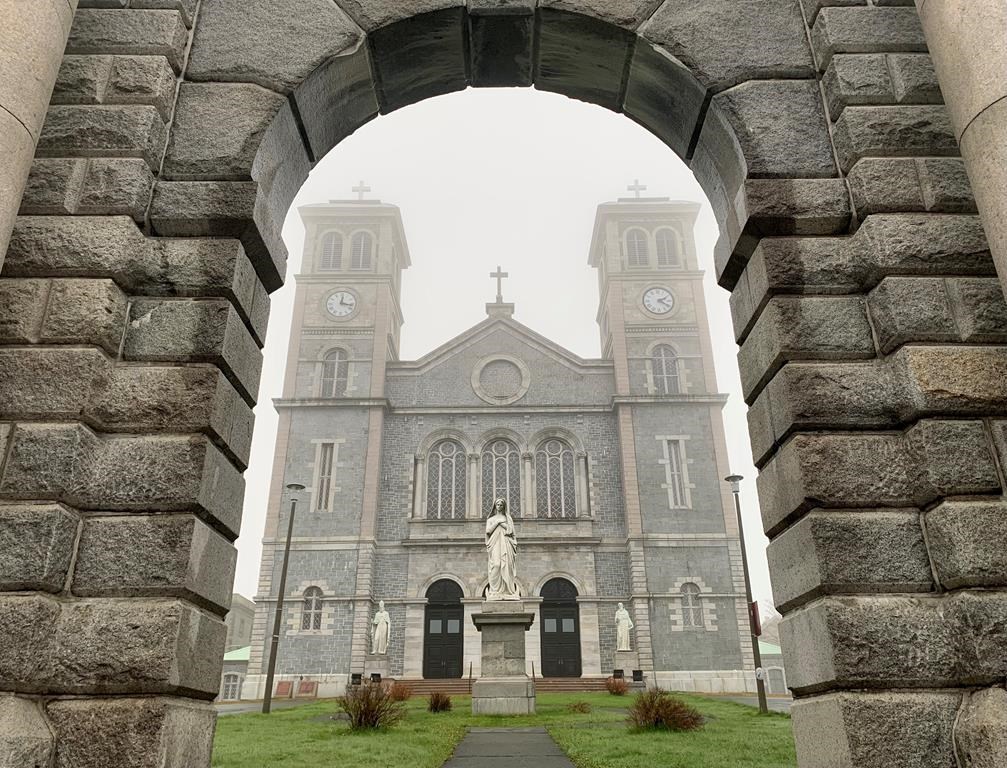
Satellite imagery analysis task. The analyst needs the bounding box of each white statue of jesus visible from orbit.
[485,498,520,600]
[371,600,390,655]
[615,602,634,652]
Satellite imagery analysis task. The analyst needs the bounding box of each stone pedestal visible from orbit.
[471,601,536,715]
[364,655,389,682]
[613,650,639,676]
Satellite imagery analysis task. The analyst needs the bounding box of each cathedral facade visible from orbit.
[243,191,756,698]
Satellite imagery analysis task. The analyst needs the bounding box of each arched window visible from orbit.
[426,440,466,519]
[302,587,323,630]
[351,231,373,270]
[319,232,342,271]
[681,583,704,628]
[626,229,649,268]
[321,348,349,398]
[652,344,681,395]
[656,229,682,267]
[222,673,242,700]
[535,439,576,518]
[481,439,521,517]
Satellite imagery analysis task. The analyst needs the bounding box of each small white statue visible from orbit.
[371,600,390,655]
[615,602,634,652]
[486,498,520,601]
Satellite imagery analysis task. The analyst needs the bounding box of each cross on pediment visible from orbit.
[352,181,371,200]
[490,266,509,303]
[627,179,648,198]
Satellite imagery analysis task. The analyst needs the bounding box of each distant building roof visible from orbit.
[224,646,251,662]
[759,640,783,656]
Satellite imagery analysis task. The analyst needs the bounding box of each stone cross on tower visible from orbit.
[352,180,372,200]
[491,266,509,304]
[627,179,647,198]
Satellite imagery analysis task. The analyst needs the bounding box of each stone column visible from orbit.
[917,1,1007,286]
[521,452,534,516]
[0,0,77,268]
[576,452,590,517]
[402,603,425,678]
[467,453,479,517]
[411,454,425,518]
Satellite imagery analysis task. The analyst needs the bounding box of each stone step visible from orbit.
[393,678,611,697]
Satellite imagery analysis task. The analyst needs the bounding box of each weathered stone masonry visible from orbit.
[1,1,1006,766]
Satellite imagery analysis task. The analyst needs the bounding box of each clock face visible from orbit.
[326,291,356,318]
[643,287,675,315]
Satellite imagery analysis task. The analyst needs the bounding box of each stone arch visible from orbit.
[475,427,527,455]
[534,572,585,597]
[528,426,584,456]
[416,428,475,457]
[1,3,1003,767]
[419,573,469,600]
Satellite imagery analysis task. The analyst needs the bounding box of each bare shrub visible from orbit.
[428,692,453,713]
[627,689,704,732]
[388,682,413,701]
[605,676,630,696]
[567,701,592,714]
[338,682,406,730]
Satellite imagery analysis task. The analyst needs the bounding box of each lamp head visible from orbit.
[286,483,306,493]
[724,474,743,494]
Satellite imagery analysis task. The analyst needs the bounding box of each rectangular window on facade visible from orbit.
[661,438,691,509]
[316,442,335,512]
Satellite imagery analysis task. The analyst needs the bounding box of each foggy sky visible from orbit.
[233,87,775,607]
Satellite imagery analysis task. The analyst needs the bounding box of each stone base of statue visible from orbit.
[613,649,639,675]
[364,654,389,682]
[614,650,649,688]
[471,601,536,715]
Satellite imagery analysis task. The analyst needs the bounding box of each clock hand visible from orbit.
[341,297,352,307]
[659,297,672,307]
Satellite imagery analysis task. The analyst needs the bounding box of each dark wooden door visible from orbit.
[423,580,464,679]
[540,579,582,677]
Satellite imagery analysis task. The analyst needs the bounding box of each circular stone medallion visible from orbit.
[471,355,531,405]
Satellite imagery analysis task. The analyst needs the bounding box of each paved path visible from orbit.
[442,727,574,768]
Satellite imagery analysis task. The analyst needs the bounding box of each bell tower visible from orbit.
[588,185,753,682]
[247,186,411,692]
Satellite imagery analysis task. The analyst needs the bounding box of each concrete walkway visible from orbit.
[443,727,574,767]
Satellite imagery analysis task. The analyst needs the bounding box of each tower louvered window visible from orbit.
[481,439,521,517]
[302,587,323,630]
[426,440,467,519]
[652,344,681,395]
[351,231,373,270]
[656,228,682,267]
[681,583,704,628]
[626,229,649,268]
[535,439,576,518]
[321,349,350,398]
[320,232,342,271]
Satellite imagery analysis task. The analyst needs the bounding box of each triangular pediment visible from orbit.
[392,316,608,374]
[386,316,614,408]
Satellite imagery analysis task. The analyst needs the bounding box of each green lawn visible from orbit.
[212,692,796,768]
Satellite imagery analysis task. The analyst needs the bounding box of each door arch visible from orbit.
[423,579,464,679]
[540,578,581,678]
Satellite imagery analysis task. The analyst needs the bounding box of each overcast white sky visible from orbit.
[233,87,775,607]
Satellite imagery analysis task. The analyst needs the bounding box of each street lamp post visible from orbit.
[725,474,769,715]
[262,483,306,714]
